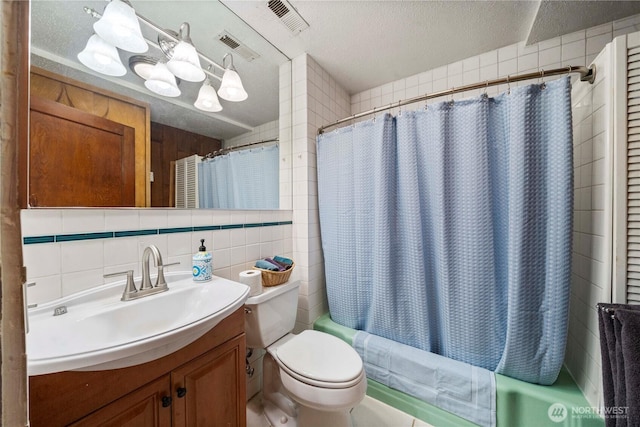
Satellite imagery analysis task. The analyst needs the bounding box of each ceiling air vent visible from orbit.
[216,31,260,62]
[267,0,309,34]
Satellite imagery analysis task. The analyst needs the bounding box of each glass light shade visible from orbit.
[166,41,205,82]
[130,58,156,80]
[77,34,126,76]
[93,0,148,53]
[144,62,181,97]
[217,68,248,102]
[194,80,223,112]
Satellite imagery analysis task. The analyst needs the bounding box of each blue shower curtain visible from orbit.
[198,144,279,209]
[317,77,573,385]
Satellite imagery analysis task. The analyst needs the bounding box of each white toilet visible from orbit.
[245,280,367,427]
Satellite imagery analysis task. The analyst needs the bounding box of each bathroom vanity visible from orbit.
[28,307,246,427]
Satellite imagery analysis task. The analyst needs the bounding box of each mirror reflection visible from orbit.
[29,0,291,209]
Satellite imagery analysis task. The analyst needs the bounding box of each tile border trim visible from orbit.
[23,221,293,245]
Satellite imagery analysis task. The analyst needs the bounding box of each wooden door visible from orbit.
[70,376,172,427]
[171,335,246,427]
[29,96,135,207]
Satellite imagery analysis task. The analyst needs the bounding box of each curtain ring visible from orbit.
[506,75,511,95]
[483,80,489,98]
[398,100,402,116]
[449,87,455,105]
[540,69,546,90]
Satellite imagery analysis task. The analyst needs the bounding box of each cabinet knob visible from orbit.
[161,396,172,408]
[176,387,187,398]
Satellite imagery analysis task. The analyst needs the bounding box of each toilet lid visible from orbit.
[275,330,363,383]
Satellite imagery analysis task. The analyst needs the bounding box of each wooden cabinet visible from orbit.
[172,337,244,427]
[29,308,246,427]
[70,376,172,427]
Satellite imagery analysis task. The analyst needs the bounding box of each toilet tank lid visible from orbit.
[245,280,300,305]
[276,330,363,383]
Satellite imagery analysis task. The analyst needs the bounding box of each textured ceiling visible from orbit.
[228,1,541,94]
[226,0,640,96]
[30,1,640,140]
[528,1,640,44]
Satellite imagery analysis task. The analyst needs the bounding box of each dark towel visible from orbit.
[598,306,617,427]
[265,258,287,271]
[614,317,628,427]
[597,303,640,427]
[616,308,640,427]
[254,259,280,271]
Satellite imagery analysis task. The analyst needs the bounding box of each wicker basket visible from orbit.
[253,262,295,287]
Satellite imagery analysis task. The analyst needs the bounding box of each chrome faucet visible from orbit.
[140,245,162,291]
[104,245,179,301]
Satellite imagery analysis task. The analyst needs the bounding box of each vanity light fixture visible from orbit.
[194,78,223,112]
[93,0,147,53]
[81,1,249,112]
[218,53,248,102]
[77,34,127,76]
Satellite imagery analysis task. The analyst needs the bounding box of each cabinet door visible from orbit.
[70,376,172,427]
[29,95,136,207]
[171,334,246,427]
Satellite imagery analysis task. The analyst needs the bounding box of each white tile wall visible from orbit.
[280,62,293,210]
[223,119,279,148]
[566,45,611,409]
[290,54,350,332]
[22,209,293,305]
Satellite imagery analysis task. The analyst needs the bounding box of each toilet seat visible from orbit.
[274,330,364,389]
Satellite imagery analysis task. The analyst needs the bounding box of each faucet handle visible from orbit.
[104,270,137,301]
[156,262,180,289]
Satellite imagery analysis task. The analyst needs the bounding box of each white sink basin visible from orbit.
[27,272,249,376]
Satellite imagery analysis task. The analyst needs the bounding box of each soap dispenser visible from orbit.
[192,239,212,282]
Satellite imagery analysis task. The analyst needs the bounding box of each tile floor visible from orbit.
[247,394,433,427]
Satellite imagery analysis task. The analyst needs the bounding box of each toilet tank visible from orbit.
[244,280,300,349]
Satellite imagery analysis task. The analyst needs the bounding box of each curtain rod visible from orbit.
[203,138,279,159]
[318,64,596,134]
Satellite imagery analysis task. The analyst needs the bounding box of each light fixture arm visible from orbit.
[135,14,225,74]
[178,22,193,44]
[222,53,236,71]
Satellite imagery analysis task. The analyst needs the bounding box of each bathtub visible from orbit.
[314,313,604,427]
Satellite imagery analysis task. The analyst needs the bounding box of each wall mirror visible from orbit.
[28,0,291,209]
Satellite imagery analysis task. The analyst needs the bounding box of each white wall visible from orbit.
[290,54,351,332]
[280,62,293,211]
[567,44,612,408]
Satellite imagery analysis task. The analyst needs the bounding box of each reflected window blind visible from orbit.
[174,154,200,209]
[627,45,640,303]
